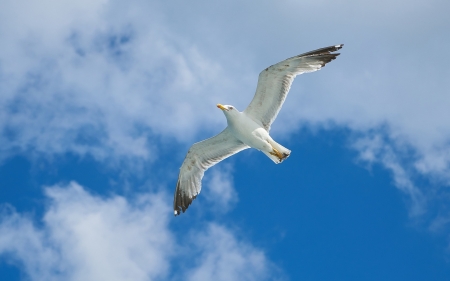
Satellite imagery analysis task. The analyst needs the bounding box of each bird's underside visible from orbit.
[174,44,343,216]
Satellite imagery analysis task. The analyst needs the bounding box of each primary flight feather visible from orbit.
[174,44,343,215]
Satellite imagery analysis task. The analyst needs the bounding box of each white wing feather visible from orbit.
[244,44,343,131]
[173,127,249,215]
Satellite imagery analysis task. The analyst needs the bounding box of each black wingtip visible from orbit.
[297,44,344,58]
[173,176,198,217]
[173,195,197,217]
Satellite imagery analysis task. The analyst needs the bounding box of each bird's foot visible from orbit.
[270,148,286,162]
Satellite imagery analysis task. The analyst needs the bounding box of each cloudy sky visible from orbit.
[1,0,450,280]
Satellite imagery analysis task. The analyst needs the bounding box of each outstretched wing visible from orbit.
[244,44,343,131]
[174,127,249,215]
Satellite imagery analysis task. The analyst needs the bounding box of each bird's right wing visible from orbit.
[174,127,249,216]
[244,44,343,131]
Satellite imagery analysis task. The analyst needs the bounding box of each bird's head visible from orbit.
[217,104,240,119]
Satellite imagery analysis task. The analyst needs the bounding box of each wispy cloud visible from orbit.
[203,165,238,214]
[352,134,425,216]
[0,182,280,281]
[186,224,281,281]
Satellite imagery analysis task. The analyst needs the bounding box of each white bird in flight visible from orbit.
[174,44,343,215]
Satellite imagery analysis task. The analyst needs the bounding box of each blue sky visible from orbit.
[1,0,450,280]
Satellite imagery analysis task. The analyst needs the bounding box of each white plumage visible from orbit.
[174,44,343,215]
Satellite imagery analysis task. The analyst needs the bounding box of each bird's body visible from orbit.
[224,108,291,164]
[174,44,343,215]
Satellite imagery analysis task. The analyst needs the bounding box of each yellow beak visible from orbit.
[217,104,227,111]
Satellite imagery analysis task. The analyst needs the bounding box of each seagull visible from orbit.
[174,44,343,216]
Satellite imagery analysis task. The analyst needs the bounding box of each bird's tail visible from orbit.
[263,141,291,164]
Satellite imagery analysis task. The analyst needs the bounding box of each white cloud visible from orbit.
[0,182,173,281]
[0,209,61,280]
[186,224,281,281]
[203,165,238,214]
[0,182,279,281]
[352,134,426,216]
[0,0,249,162]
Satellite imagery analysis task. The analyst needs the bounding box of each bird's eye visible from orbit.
[229,107,233,110]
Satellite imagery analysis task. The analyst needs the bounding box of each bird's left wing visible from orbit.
[244,44,343,131]
[174,127,249,215]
